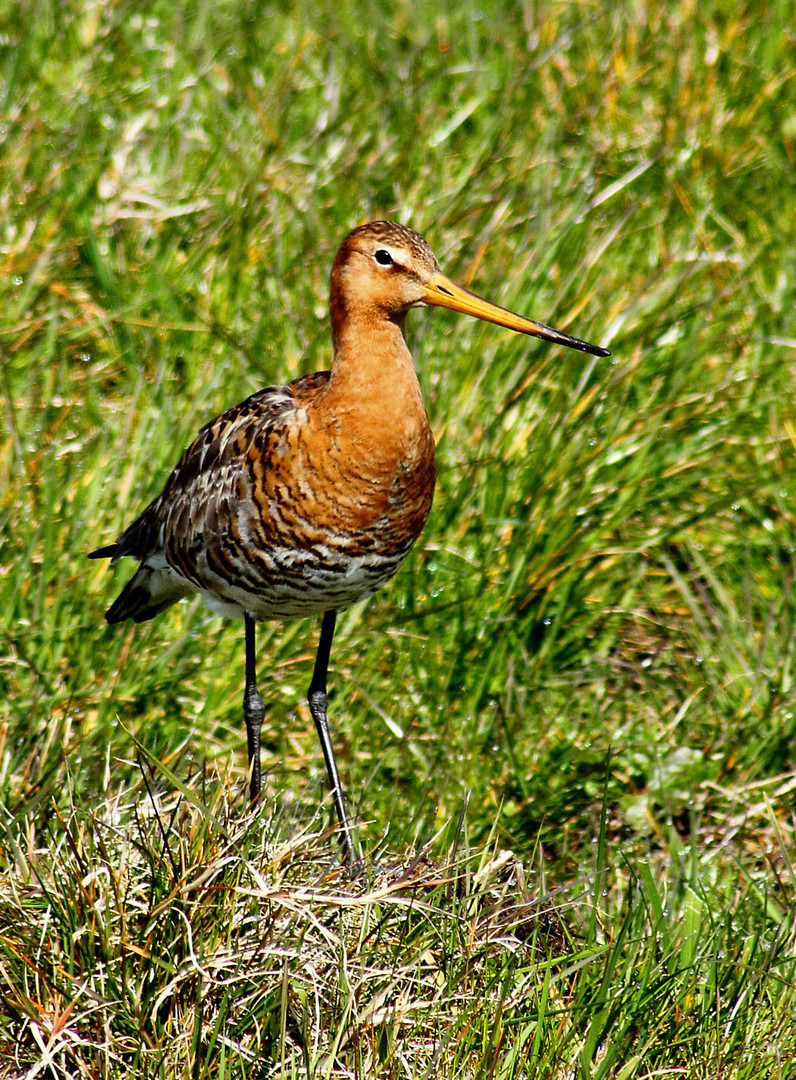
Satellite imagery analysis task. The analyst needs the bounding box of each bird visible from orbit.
[89,221,609,866]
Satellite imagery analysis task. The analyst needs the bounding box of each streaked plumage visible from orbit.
[90,221,609,865]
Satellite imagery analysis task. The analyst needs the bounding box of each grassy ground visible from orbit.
[2,0,796,1075]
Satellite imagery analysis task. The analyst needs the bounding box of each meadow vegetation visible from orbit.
[1,0,795,1075]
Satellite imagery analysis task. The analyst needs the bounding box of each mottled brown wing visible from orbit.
[89,372,330,623]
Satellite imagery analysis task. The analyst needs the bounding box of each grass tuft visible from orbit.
[2,773,794,1076]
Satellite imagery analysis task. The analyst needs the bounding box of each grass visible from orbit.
[2,0,796,1074]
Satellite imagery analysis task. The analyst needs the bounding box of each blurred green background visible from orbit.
[4,0,794,850]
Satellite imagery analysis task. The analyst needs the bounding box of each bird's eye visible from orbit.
[374,249,393,266]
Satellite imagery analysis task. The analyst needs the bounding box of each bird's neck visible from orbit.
[328,312,420,403]
[323,312,431,452]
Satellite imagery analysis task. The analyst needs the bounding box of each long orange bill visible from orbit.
[422,271,610,358]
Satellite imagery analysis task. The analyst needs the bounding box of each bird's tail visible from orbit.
[90,551,190,624]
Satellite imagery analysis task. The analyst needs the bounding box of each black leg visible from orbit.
[243,612,265,801]
[308,610,360,867]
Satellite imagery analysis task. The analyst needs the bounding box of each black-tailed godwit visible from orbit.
[90,221,609,864]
